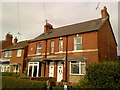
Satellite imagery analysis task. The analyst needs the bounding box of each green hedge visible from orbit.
[1,72,22,78]
[2,76,47,89]
[1,72,14,76]
[80,61,120,88]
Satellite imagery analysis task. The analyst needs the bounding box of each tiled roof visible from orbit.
[30,18,106,42]
[4,41,28,51]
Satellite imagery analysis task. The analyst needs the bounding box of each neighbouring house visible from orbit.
[0,33,13,72]
[1,37,28,73]
[27,6,117,83]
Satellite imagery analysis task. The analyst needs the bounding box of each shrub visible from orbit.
[1,72,14,76]
[79,78,93,88]
[12,73,22,78]
[79,61,120,88]
[1,72,22,78]
[2,76,47,88]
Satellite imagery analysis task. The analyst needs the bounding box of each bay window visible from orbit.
[70,61,86,75]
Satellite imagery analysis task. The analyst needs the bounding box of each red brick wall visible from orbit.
[27,32,99,82]
[98,20,117,61]
[28,32,98,56]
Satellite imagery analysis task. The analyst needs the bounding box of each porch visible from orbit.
[27,55,65,82]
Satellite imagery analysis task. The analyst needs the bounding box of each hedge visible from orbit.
[1,72,22,78]
[2,76,47,89]
[80,61,120,88]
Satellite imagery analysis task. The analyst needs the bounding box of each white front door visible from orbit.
[57,62,63,82]
[49,62,54,77]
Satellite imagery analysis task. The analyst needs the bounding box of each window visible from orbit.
[1,65,10,72]
[13,65,19,73]
[74,37,82,50]
[17,49,22,57]
[50,40,54,53]
[59,39,63,52]
[70,61,86,75]
[5,51,12,57]
[36,43,42,53]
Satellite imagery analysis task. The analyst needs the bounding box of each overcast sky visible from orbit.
[0,0,119,55]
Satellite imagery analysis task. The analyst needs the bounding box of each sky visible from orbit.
[0,0,119,55]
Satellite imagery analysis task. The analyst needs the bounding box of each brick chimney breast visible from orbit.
[101,6,109,19]
[14,37,18,45]
[44,23,53,32]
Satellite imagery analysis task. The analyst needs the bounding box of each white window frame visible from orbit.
[1,65,10,72]
[59,39,63,52]
[50,40,54,53]
[28,62,39,77]
[5,51,12,57]
[70,61,86,75]
[13,65,19,73]
[17,49,22,57]
[74,36,82,51]
[36,43,42,54]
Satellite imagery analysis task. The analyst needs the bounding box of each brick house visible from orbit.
[0,33,13,57]
[0,37,28,73]
[0,33,13,72]
[27,6,117,83]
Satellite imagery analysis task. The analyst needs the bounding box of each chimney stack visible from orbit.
[14,37,18,45]
[101,6,109,19]
[6,33,13,45]
[44,23,53,32]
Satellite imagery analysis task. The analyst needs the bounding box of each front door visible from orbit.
[49,62,54,77]
[57,62,63,82]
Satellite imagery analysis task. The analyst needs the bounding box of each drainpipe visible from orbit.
[65,36,68,82]
[44,39,47,76]
[45,39,48,58]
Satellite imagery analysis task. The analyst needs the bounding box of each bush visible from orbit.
[1,72,22,78]
[79,61,120,88]
[1,72,14,76]
[2,76,47,88]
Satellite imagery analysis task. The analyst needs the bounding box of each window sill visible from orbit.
[58,51,63,53]
[72,50,83,52]
[36,53,42,55]
[49,52,54,55]
[4,56,12,58]
[70,74,85,76]
[16,56,21,58]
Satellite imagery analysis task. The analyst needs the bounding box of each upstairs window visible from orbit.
[59,39,63,52]
[17,49,22,57]
[74,37,82,50]
[5,51,12,57]
[50,40,54,53]
[36,43,42,53]
[70,61,86,75]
